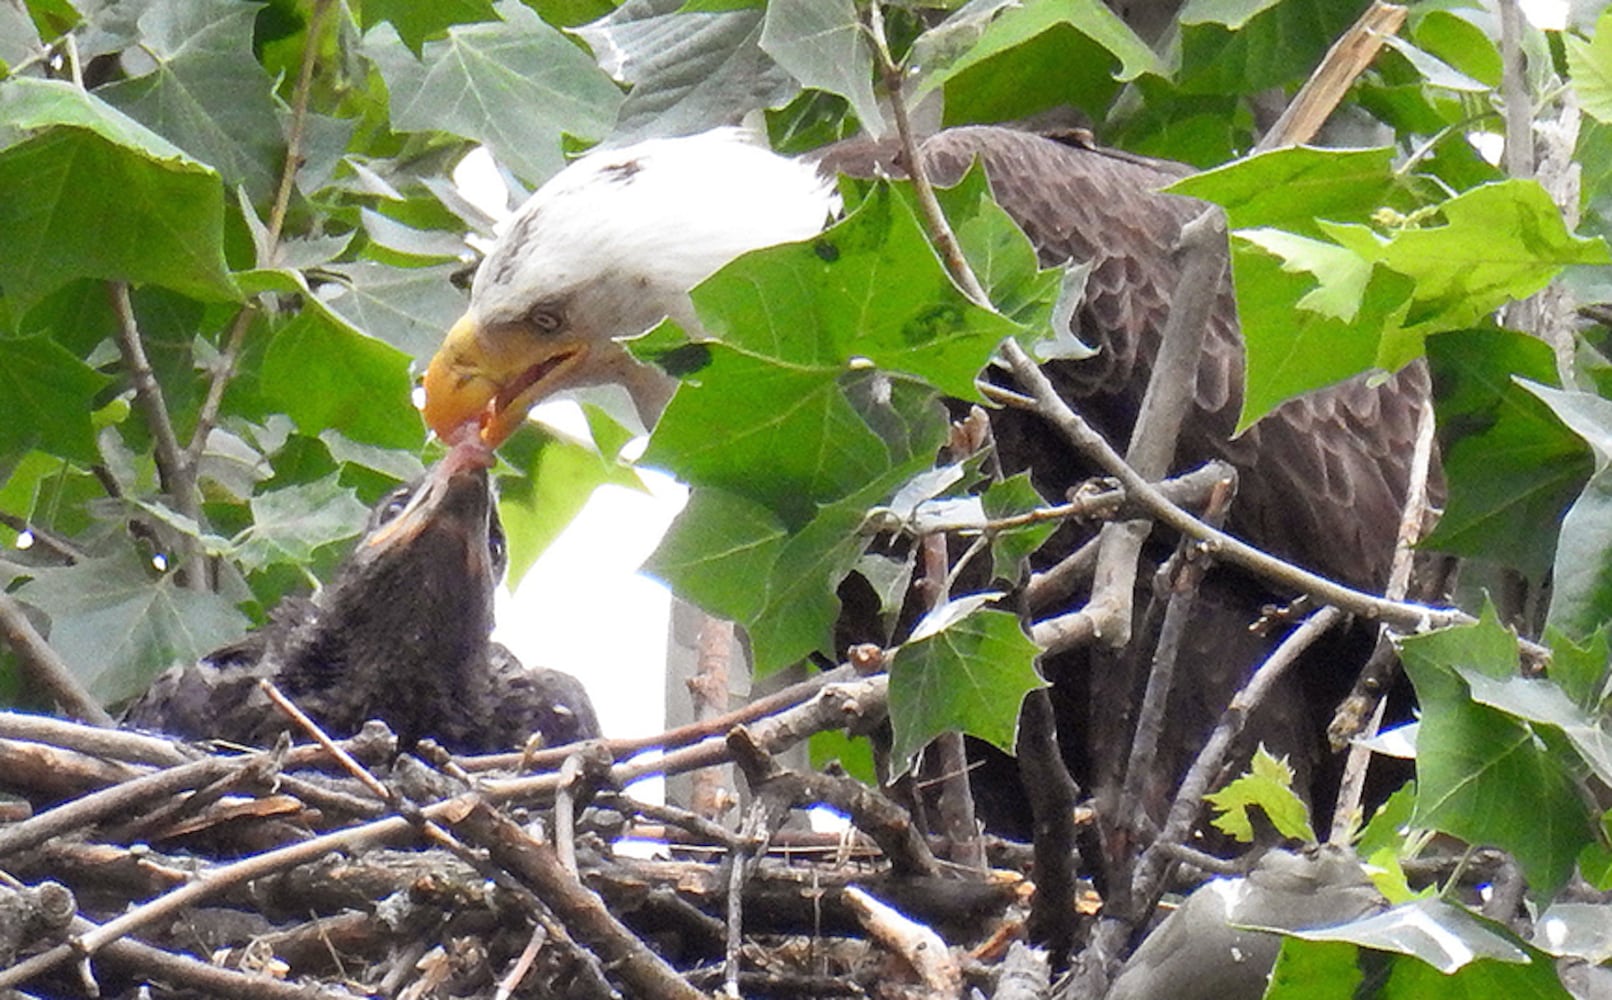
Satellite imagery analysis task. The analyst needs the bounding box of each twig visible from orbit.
[74,914,361,1000]
[0,595,115,727]
[1116,476,1236,848]
[265,0,333,254]
[725,798,771,998]
[470,662,863,772]
[1327,399,1437,842]
[1254,2,1409,153]
[108,281,205,589]
[1497,0,1534,181]
[0,513,85,563]
[688,615,736,820]
[554,752,584,875]
[495,923,547,1000]
[1023,462,1235,612]
[844,886,962,995]
[451,800,708,1000]
[986,346,1467,635]
[729,725,940,878]
[0,712,192,766]
[1075,208,1230,651]
[1017,689,1080,966]
[866,2,989,307]
[184,0,331,471]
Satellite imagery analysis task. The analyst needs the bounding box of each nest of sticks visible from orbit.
[0,659,1054,1000]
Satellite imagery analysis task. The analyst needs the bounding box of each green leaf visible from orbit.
[1567,11,1612,124]
[1288,898,1532,973]
[259,311,423,451]
[759,0,882,135]
[317,262,467,364]
[1399,608,1593,899]
[16,546,250,704]
[887,598,1044,767]
[1178,0,1368,96]
[1423,331,1592,575]
[1227,234,1412,426]
[1545,628,1610,711]
[97,0,285,205]
[575,1,794,143]
[366,3,623,186]
[1412,9,1502,89]
[1205,745,1317,844]
[1167,145,1399,239]
[648,486,789,625]
[1356,781,1418,860]
[360,0,499,55]
[0,336,112,465]
[1269,935,1572,1000]
[645,350,889,524]
[1322,180,1611,343]
[646,373,947,673]
[980,472,1056,584]
[233,474,370,572]
[0,79,236,313]
[687,183,1025,402]
[494,420,645,589]
[916,0,1160,127]
[1525,381,1612,639]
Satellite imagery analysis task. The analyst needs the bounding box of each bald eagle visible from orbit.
[422,126,1424,592]
[124,441,600,754]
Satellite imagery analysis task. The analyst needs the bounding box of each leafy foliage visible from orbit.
[6,1,1612,993]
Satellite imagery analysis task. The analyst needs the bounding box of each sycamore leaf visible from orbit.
[1423,331,1591,576]
[259,311,423,452]
[1567,10,1612,124]
[1399,608,1593,899]
[1524,382,1612,640]
[687,183,1025,403]
[1205,745,1316,843]
[0,79,236,312]
[915,0,1159,127]
[980,472,1057,584]
[97,0,285,204]
[233,475,371,572]
[359,0,499,55]
[1267,936,1571,1000]
[319,262,469,364]
[574,0,795,143]
[0,336,112,466]
[1168,146,1399,239]
[16,546,250,704]
[887,600,1043,767]
[366,3,622,186]
[759,0,882,134]
[495,419,646,589]
[1322,180,1610,343]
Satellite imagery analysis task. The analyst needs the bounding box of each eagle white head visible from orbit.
[423,130,835,444]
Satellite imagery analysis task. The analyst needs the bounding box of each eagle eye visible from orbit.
[528,305,565,335]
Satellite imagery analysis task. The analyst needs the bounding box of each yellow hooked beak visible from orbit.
[421,313,591,448]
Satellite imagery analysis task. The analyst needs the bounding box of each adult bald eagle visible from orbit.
[420,126,1426,835]
[124,441,599,754]
[422,127,1423,592]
